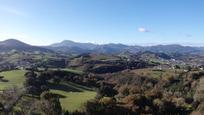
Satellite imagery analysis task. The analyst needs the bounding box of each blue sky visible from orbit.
[0,0,203,46]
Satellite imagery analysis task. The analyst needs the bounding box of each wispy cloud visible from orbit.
[138,27,150,33]
[1,6,26,16]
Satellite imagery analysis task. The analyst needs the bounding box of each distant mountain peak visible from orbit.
[1,38,23,43]
[0,39,52,53]
[50,39,97,50]
[0,39,29,47]
[3,38,24,43]
[61,40,76,43]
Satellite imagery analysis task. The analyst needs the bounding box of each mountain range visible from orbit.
[48,40,204,54]
[0,39,204,55]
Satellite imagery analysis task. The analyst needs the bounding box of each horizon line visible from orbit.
[1,38,204,47]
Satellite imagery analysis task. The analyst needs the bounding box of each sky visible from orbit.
[0,0,203,46]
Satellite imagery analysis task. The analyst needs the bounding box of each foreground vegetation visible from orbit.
[0,69,96,113]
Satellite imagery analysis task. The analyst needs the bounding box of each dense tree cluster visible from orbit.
[24,71,49,95]
[83,70,204,114]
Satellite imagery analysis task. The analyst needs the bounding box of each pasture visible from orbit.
[0,70,26,90]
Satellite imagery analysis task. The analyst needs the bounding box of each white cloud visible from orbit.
[138,27,150,33]
[1,6,26,16]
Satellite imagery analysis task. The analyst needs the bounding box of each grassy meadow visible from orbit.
[0,70,26,90]
[51,82,96,111]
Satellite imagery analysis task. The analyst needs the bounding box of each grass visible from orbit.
[0,70,26,90]
[47,68,84,74]
[38,67,84,75]
[51,82,96,112]
[60,68,84,74]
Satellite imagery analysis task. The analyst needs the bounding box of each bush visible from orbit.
[99,97,116,105]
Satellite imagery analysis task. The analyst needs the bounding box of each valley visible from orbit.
[1,39,204,114]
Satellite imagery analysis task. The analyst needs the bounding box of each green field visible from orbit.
[0,70,26,90]
[38,68,84,75]
[51,68,84,74]
[0,70,96,111]
[51,82,96,111]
